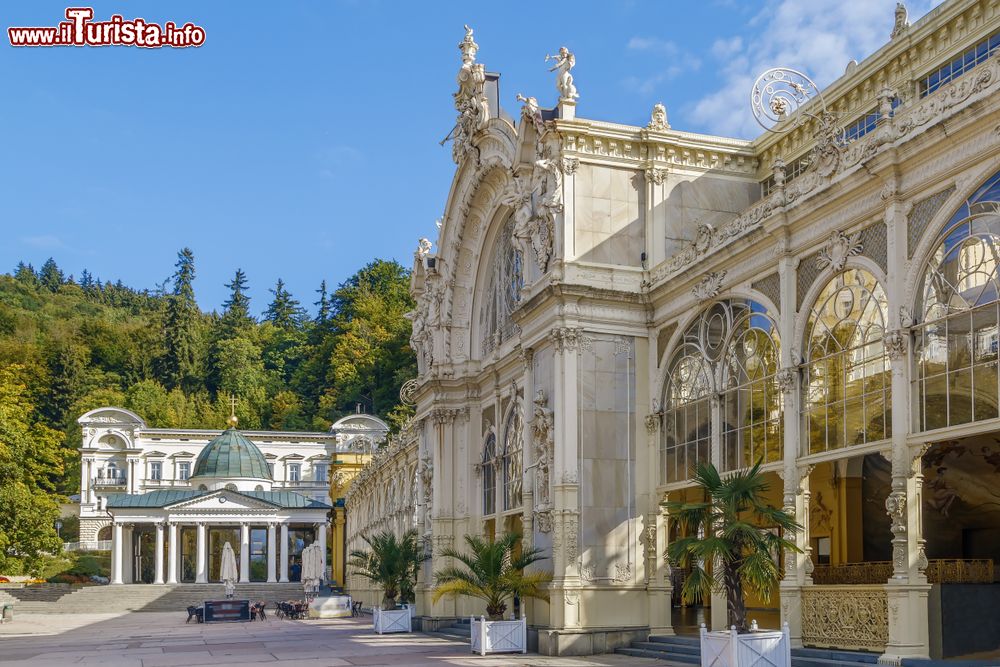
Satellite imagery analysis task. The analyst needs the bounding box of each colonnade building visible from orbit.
[78,407,387,586]
[345,0,1000,660]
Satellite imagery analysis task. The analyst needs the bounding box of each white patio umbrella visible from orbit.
[301,543,323,597]
[220,542,239,599]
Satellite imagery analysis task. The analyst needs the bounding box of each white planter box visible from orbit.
[699,622,790,667]
[470,615,527,656]
[372,607,412,634]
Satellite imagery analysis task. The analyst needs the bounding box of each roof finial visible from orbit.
[227,394,239,428]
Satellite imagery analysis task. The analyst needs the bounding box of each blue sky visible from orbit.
[0,0,937,313]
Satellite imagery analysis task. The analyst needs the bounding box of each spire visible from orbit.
[227,394,239,428]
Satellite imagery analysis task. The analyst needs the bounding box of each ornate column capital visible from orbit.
[884,330,908,361]
[645,412,662,434]
[776,368,797,395]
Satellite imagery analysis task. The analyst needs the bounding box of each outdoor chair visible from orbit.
[185,606,204,623]
[351,601,363,617]
[255,601,267,621]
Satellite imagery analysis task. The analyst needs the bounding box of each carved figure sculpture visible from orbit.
[648,102,669,131]
[532,390,555,509]
[546,46,578,100]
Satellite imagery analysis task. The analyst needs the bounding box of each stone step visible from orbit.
[793,648,880,665]
[630,641,700,656]
[793,658,886,667]
[648,635,700,647]
[616,647,700,664]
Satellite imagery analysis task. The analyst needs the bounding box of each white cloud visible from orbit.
[687,0,939,138]
[627,36,681,55]
[711,36,743,60]
[21,234,67,250]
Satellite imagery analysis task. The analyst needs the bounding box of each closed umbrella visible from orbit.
[220,542,239,599]
[301,543,323,597]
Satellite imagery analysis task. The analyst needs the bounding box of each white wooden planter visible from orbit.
[372,607,412,634]
[470,615,527,656]
[699,622,790,667]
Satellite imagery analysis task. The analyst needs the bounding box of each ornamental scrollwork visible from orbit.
[884,330,907,361]
[691,270,726,301]
[816,230,863,273]
[801,587,888,651]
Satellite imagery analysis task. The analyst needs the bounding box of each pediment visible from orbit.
[166,490,278,511]
[144,451,167,458]
[170,451,196,458]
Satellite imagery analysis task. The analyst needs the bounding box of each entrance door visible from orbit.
[132,527,155,584]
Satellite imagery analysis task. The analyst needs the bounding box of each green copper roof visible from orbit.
[106,489,330,510]
[192,427,272,480]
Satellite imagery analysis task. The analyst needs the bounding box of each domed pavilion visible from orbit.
[104,415,332,586]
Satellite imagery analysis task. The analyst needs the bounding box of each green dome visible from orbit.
[192,428,272,480]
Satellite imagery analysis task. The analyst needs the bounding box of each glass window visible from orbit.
[915,170,1000,430]
[178,461,190,480]
[149,461,161,481]
[502,406,523,511]
[919,29,1000,97]
[721,305,782,471]
[267,462,275,477]
[479,217,523,357]
[288,463,301,482]
[660,299,781,483]
[314,464,328,482]
[482,431,497,516]
[803,268,890,454]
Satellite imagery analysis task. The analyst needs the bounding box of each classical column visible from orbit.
[111,522,124,585]
[239,523,250,583]
[279,524,289,582]
[317,522,328,580]
[154,521,165,584]
[167,522,179,584]
[708,393,727,632]
[880,171,931,662]
[81,458,91,506]
[267,523,277,583]
[195,522,207,584]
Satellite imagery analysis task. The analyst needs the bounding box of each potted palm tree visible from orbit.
[433,532,550,655]
[348,529,425,634]
[665,461,800,667]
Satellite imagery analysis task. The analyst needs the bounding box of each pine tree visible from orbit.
[39,258,64,292]
[265,279,304,330]
[163,248,199,391]
[220,269,253,333]
[79,269,94,290]
[13,262,37,286]
[315,280,331,324]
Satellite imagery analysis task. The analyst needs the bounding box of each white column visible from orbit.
[196,522,207,583]
[111,522,124,584]
[154,522,165,584]
[239,523,250,583]
[80,458,90,506]
[167,523,179,584]
[317,523,328,580]
[279,524,289,582]
[267,523,277,583]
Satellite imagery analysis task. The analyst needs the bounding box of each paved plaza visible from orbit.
[0,613,669,666]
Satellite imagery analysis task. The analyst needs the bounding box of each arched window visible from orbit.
[482,430,497,516]
[721,306,782,471]
[804,268,889,453]
[225,483,238,491]
[915,171,1000,430]
[502,406,523,511]
[479,217,523,356]
[661,299,780,483]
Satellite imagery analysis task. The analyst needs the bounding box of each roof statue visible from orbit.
[647,102,669,131]
[546,46,578,101]
[891,3,909,39]
[445,24,490,164]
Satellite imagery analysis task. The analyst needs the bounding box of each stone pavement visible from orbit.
[0,612,672,666]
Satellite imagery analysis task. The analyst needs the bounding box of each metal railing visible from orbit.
[63,540,112,552]
[811,559,994,585]
[92,476,127,487]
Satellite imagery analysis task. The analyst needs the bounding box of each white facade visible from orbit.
[78,407,387,542]
[348,2,1000,660]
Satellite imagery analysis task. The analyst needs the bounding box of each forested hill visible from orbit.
[0,249,416,504]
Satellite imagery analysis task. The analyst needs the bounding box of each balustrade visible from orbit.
[811,559,993,585]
